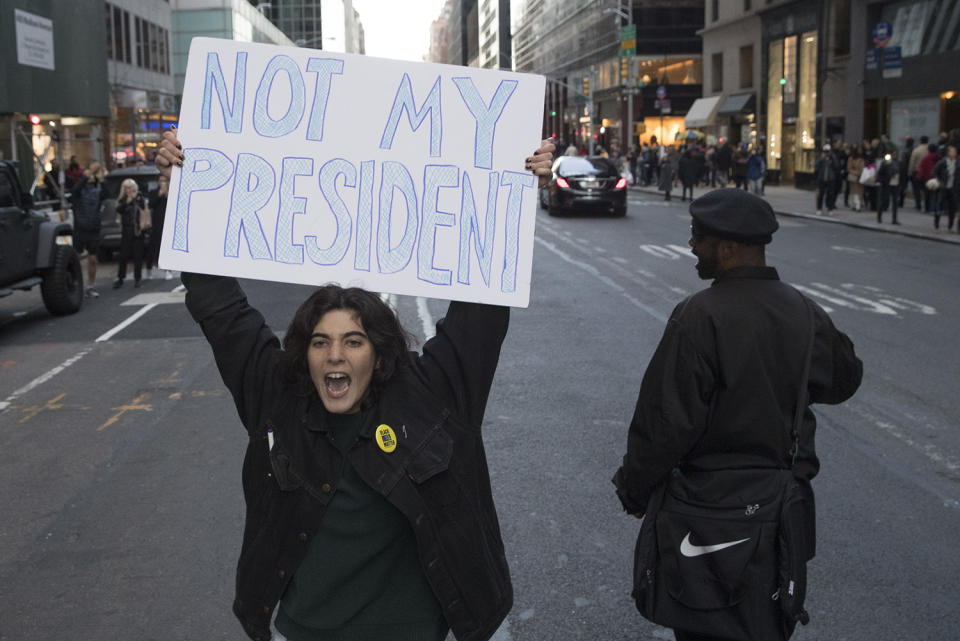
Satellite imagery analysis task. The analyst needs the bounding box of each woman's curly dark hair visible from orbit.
[282,286,411,406]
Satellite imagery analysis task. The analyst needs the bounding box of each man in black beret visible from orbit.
[613,188,863,641]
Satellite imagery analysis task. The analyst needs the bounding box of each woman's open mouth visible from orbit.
[325,373,351,398]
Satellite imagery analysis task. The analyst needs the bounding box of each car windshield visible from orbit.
[558,157,616,177]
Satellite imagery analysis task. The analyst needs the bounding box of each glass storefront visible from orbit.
[796,31,818,174]
[766,31,818,184]
[766,40,783,174]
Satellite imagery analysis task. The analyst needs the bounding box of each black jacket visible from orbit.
[613,266,862,515]
[183,273,513,641]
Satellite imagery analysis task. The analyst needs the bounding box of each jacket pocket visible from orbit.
[269,447,303,492]
[405,425,457,506]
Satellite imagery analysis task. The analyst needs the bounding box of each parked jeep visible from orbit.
[0,160,84,315]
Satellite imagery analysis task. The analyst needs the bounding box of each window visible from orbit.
[712,0,719,21]
[112,5,123,61]
[766,39,783,171]
[160,28,168,74]
[832,0,851,55]
[135,17,142,67]
[122,9,131,63]
[711,52,723,92]
[150,22,159,72]
[783,35,797,104]
[105,3,113,60]
[796,31,818,172]
[739,45,753,88]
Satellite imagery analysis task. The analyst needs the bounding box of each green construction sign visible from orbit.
[620,24,636,57]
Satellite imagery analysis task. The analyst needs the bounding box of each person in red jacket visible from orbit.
[917,143,942,219]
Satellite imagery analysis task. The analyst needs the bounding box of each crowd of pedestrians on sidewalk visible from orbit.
[809,130,960,231]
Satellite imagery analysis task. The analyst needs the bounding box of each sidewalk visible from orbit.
[629,181,960,245]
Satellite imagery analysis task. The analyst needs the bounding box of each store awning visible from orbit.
[683,95,723,129]
[717,92,756,117]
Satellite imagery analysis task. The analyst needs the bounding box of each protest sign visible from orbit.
[160,38,546,307]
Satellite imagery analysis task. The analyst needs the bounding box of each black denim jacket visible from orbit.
[183,274,512,641]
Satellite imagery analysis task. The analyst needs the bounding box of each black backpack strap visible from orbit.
[790,297,816,467]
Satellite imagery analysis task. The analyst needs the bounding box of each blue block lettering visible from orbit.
[379,74,442,157]
[305,58,344,142]
[377,161,418,274]
[355,160,374,271]
[418,165,459,285]
[253,55,306,138]
[201,52,246,133]
[451,77,518,170]
[458,171,498,287]
[224,153,275,260]
[306,158,355,265]
[275,157,313,264]
[172,148,235,252]
[499,171,534,292]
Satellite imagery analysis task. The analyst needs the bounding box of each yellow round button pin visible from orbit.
[376,424,397,453]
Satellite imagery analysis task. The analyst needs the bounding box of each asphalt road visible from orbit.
[1,191,958,640]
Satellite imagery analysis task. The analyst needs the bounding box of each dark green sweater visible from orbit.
[274,412,448,641]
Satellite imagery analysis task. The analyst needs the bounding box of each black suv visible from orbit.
[98,165,160,260]
[0,160,83,315]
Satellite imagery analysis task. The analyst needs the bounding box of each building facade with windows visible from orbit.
[170,0,295,102]
[695,0,763,147]
[850,0,959,146]
[105,0,177,166]
[513,0,703,154]
[0,0,110,192]
[429,0,509,69]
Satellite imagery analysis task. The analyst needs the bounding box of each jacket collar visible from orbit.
[712,265,779,284]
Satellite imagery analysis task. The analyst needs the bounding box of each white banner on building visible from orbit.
[889,97,940,147]
[161,38,545,307]
[15,9,55,71]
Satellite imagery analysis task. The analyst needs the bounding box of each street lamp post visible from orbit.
[605,2,634,155]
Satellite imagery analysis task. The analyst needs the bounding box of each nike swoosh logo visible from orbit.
[680,532,750,557]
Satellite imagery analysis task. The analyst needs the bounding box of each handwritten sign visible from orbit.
[160,38,546,307]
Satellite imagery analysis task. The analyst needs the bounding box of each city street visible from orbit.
[2,191,959,640]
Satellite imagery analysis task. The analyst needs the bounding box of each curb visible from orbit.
[627,186,960,246]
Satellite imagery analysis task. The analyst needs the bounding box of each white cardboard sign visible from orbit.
[160,38,545,307]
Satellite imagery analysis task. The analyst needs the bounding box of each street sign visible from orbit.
[873,21,893,48]
[620,25,636,57]
[866,48,879,70]
[656,85,667,100]
[882,46,902,78]
[660,98,671,114]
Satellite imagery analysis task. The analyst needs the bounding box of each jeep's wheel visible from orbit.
[41,245,84,315]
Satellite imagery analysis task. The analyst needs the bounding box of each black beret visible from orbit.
[689,188,778,244]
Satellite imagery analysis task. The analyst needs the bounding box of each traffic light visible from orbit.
[29,115,41,125]
[551,110,557,117]
[583,77,590,97]
[620,57,629,79]
[779,77,787,86]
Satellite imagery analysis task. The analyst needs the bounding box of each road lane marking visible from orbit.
[119,290,187,306]
[95,303,159,342]
[0,347,93,411]
[535,237,668,323]
[639,244,681,259]
[98,392,152,431]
